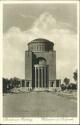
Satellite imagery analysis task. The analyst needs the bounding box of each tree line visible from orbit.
[3,70,77,93]
[3,77,25,93]
[61,70,77,91]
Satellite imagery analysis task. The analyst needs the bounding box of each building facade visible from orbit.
[25,38,56,90]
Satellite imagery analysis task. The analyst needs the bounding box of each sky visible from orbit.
[3,3,77,82]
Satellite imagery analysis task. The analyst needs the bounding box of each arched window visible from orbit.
[37,57,47,65]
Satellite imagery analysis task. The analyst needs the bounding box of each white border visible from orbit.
[0,0,79,124]
[77,1,79,124]
[0,1,3,124]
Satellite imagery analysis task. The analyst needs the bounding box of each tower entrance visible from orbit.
[34,64,49,88]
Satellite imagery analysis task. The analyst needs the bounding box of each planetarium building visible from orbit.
[25,38,56,90]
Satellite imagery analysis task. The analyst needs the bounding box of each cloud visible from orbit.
[20,14,36,19]
[3,27,27,78]
[32,12,57,32]
[3,12,77,82]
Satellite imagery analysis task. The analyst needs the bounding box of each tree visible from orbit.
[61,84,66,91]
[12,77,20,88]
[3,78,10,93]
[73,70,77,83]
[64,77,70,86]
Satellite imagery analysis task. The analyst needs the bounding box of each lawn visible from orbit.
[3,91,77,117]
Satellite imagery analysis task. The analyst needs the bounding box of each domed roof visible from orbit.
[28,38,54,45]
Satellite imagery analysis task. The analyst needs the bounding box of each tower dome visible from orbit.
[28,38,54,52]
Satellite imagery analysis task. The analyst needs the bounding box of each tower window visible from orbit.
[37,46,38,51]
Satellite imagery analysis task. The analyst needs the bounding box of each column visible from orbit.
[40,68,41,87]
[36,67,38,87]
[46,66,49,87]
[38,67,40,88]
[41,67,43,88]
[35,67,36,88]
[44,67,46,88]
[43,67,44,87]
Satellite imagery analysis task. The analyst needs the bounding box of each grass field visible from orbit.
[3,91,77,117]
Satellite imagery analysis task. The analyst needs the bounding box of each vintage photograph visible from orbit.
[2,1,78,120]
